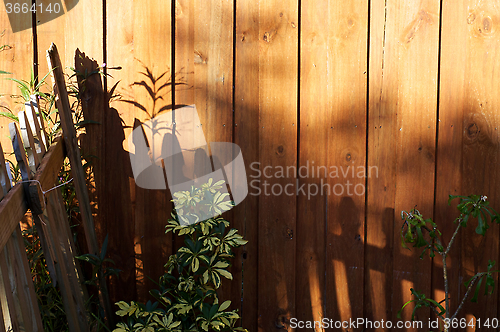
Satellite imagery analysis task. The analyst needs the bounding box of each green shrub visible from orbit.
[114,179,248,332]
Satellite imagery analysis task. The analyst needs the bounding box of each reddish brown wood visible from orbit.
[234,0,260,329]
[257,1,299,330]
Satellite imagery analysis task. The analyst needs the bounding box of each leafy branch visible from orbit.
[399,195,500,331]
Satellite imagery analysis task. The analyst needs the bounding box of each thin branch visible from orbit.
[451,272,485,320]
[445,219,462,256]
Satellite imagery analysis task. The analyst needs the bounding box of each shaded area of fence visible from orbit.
[0,0,499,331]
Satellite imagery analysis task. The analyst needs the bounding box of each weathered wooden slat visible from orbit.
[28,101,47,156]
[0,267,7,332]
[47,43,114,327]
[257,1,298,330]
[233,0,260,329]
[433,0,467,320]
[36,0,104,86]
[296,0,329,325]
[0,184,26,251]
[365,0,397,324]
[367,0,440,329]
[187,0,235,309]
[438,0,500,325]
[44,190,88,332]
[0,137,64,254]
[11,227,43,331]
[0,248,21,332]
[14,227,42,330]
[0,142,11,198]
[106,0,172,303]
[47,43,98,255]
[5,232,33,331]
[9,123,31,181]
[53,187,88,297]
[0,0,33,154]
[321,0,368,324]
[28,136,65,215]
[21,111,41,172]
[31,98,49,150]
[0,262,7,332]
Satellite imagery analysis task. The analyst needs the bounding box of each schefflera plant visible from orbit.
[114,179,248,332]
[399,195,500,332]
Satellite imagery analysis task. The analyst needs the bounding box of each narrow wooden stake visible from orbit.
[6,120,44,331]
[0,142,11,197]
[23,112,41,170]
[9,123,31,181]
[47,43,114,327]
[0,249,21,332]
[0,265,8,332]
[8,227,44,332]
[28,102,47,155]
[31,98,49,149]
[44,192,89,332]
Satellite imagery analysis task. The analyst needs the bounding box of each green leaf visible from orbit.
[0,111,19,122]
[216,269,232,280]
[218,300,231,312]
[192,257,199,273]
[471,277,483,303]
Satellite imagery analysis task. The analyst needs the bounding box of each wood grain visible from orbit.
[45,190,89,332]
[319,0,368,327]
[368,0,441,329]
[0,2,33,155]
[433,0,467,321]
[365,0,397,324]
[438,0,500,327]
[47,43,114,326]
[234,0,260,329]
[36,0,103,82]
[107,0,173,303]
[257,1,298,330]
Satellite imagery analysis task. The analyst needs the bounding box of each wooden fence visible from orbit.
[1,0,500,331]
[0,43,111,331]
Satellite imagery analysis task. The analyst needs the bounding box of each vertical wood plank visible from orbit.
[368,0,440,329]
[433,0,467,321]
[36,0,103,82]
[365,0,397,324]
[107,0,172,302]
[189,0,235,307]
[234,0,259,329]
[391,0,439,326]
[0,2,33,155]
[257,1,298,330]
[439,0,500,326]
[318,0,368,326]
